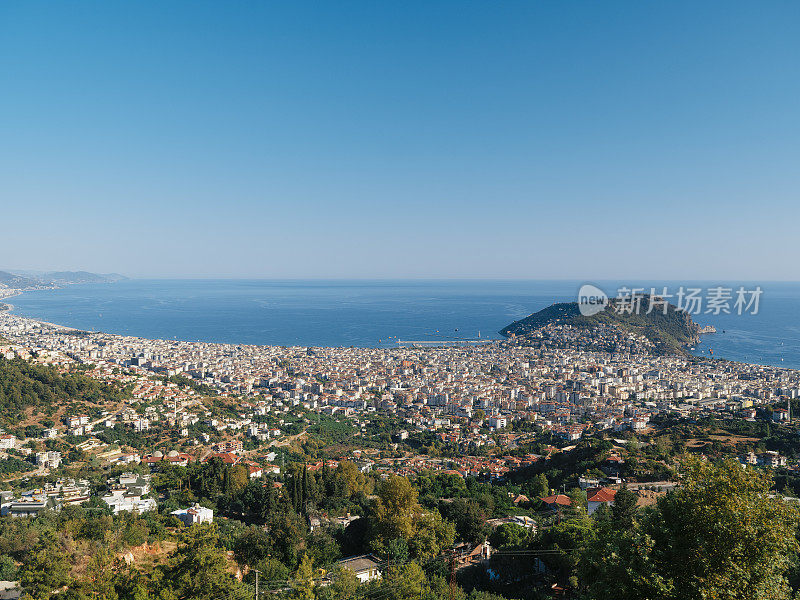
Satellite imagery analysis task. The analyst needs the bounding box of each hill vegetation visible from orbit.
[2,452,796,600]
[0,357,130,433]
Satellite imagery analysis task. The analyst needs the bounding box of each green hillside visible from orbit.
[0,357,130,433]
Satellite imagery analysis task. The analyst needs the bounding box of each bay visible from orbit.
[7,279,800,369]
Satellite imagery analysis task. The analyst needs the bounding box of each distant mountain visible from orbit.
[0,270,127,289]
[500,295,701,356]
[0,271,40,289]
[39,271,127,285]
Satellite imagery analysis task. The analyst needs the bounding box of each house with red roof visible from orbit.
[540,494,572,510]
[442,469,464,478]
[203,452,240,465]
[586,487,617,515]
[142,451,193,467]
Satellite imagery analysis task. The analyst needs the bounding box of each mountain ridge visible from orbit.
[0,270,127,290]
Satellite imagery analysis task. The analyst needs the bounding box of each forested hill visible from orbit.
[500,295,700,355]
[0,357,129,433]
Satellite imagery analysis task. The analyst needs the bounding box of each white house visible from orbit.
[171,504,213,526]
[336,555,382,583]
[488,416,507,429]
[103,489,156,514]
[35,451,61,469]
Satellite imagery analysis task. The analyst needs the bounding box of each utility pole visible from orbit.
[254,568,259,600]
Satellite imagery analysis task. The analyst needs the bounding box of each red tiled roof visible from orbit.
[587,487,617,503]
[540,494,572,506]
[204,452,239,465]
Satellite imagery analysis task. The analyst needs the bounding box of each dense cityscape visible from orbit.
[3,302,799,465]
[2,289,800,599]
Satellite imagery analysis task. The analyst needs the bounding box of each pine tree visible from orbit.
[291,553,316,600]
[530,473,549,498]
[611,484,638,530]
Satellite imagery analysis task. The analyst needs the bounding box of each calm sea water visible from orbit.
[6,279,800,370]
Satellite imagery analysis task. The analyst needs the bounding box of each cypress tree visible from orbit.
[292,475,300,512]
[301,464,309,514]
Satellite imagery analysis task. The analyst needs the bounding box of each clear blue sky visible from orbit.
[2,1,798,279]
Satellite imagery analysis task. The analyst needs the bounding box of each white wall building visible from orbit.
[171,504,213,526]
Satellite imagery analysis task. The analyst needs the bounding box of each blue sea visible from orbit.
[6,279,800,370]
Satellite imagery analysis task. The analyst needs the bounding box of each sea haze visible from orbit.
[7,279,800,370]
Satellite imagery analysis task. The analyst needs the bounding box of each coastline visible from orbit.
[0,289,21,303]
[0,297,794,377]
[2,295,798,427]
[2,279,518,350]
[1,280,798,372]
[0,288,83,333]
[0,290,20,316]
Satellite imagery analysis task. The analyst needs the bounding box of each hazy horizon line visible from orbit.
[8,272,800,284]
